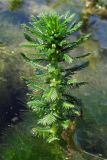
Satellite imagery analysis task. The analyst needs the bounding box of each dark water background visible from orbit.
[0,0,107,160]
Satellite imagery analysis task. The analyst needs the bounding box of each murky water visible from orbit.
[0,0,107,160]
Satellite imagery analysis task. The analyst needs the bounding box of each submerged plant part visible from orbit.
[9,0,23,11]
[22,12,90,144]
[82,0,107,22]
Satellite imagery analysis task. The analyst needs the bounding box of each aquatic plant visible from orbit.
[9,0,23,11]
[1,112,99,160]
[22,12,90,144]
[0,112,66,160]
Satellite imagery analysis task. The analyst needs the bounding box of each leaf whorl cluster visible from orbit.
[22,12,90,143]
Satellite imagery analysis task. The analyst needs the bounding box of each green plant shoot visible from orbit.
[22,12,90,143]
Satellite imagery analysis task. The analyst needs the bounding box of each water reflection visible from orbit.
[0,45,28,129]
[88,15,107,49]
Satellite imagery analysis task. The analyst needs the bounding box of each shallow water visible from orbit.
[0,0,107,160]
